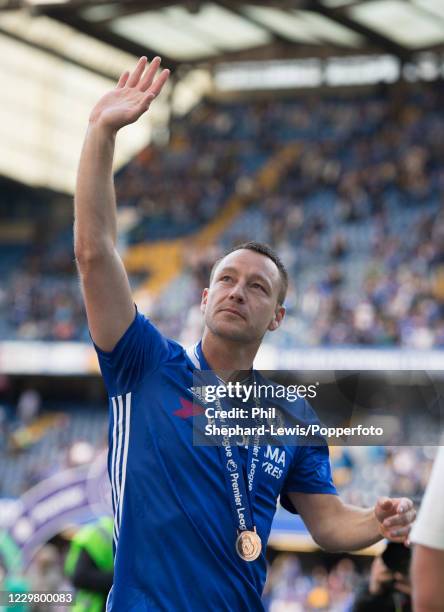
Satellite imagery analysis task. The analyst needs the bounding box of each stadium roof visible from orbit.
[0,0,443,193]
[4,0,444,68]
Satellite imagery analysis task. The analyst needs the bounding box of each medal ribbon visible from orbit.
[187,341,264,535]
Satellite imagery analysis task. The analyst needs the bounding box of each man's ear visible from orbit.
[268,305,285,332]
[200,288,209,314]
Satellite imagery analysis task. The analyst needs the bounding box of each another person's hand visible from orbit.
[393,571,411,596]
[375,497,416,544]
[89,56,170,134]
[369,557,412,596]
[368,556,393,595]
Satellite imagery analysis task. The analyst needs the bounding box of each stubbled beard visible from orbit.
[205,313,262,344]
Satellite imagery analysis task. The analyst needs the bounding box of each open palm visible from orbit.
[90,56,170,131]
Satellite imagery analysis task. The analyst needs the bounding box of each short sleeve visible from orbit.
[278,398,337,513]
[280,444,337,514]
[90,304,170,397]
[410,446,444,550]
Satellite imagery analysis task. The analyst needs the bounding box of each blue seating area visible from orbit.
[116,103,273,243]
[0,84,443,345]
[0,403,106,498]
[156,85,444,349]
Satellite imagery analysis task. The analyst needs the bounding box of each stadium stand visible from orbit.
[263,554,361,611]
[0,399,106,499]
[1,83,443,349]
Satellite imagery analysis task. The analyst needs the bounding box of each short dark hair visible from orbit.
[209,241,288,305]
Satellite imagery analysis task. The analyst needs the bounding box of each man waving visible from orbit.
[74,57,416,611]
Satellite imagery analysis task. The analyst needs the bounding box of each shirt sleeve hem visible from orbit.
[410,527,444,550]
[89,304,138,357]
[280,486,338,514]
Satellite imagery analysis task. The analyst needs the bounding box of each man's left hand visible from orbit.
[375,497,416,544]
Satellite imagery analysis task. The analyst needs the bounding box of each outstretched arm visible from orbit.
[288,492,415,552]
[74,56,170,352]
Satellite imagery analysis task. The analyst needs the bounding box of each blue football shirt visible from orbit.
[92,306,337,611]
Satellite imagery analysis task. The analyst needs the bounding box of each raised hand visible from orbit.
[89,56,170,133]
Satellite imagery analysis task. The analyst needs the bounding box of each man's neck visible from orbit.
[201,328,259,382]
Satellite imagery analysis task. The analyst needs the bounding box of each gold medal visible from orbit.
[235,527,262,562]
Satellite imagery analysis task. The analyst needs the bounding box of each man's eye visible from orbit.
[252,283,266,292]
[220,275,232,281]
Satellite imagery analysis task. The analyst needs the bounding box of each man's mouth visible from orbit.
[219,308,245,320]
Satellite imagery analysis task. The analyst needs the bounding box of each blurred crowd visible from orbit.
[1,83,444,346]
[2,274,86,342]
[263,544,413,611]
[114,101,269,242]
[328,445,434,509]
[263,555,359,611]
[170,85,444,349]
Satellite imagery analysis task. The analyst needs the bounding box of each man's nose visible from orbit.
[228,282,246,303]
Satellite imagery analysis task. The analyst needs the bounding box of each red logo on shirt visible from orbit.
[173,397,205,419]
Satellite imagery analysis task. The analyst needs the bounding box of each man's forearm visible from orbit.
[292,492,413,553]
[317,503,381,552]
[74,122,117,258]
